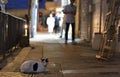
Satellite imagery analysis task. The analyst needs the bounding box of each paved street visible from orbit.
[0,32,120,77]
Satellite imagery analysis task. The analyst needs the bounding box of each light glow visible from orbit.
[24,24,28,29]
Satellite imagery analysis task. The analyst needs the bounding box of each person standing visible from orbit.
[46,13,55,33]
[63,0,76,44]
[59,14,66,38]
[54,12,61,33]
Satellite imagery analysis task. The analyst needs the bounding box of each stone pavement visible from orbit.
[0,32,120,77]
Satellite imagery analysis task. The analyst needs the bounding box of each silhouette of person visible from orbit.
[59,14,66,38]
[54,12,61,33]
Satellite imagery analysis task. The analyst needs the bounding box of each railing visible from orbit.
[0,11,27,59]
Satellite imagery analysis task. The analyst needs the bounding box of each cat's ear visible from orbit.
[41,58,44,62]
[41,58,49,63]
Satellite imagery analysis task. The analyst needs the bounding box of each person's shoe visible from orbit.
[72,40,76,45]
[59,36,62,38]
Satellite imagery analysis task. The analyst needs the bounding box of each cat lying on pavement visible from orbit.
[20,58,48,74]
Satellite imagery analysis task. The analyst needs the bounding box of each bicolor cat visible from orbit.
[20,58,48,73]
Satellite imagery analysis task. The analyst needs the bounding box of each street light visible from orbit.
[24,23,28,36]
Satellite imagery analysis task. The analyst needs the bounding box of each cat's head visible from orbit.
[41,58,48,67]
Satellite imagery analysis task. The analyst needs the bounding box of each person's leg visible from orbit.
[48,25,50,33]
[57,25,60,33]
[54,25,57,33]
[60,25,64,38]
[71,23,75,42]
[60,23,66,38]
[65,23,70,44]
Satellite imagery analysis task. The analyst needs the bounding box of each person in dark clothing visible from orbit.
[54,12,61,33]
[63,0,76,44]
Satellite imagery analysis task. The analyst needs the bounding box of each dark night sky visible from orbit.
[6,0,46,9]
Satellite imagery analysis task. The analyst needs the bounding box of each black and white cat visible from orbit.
[20,58,48,73]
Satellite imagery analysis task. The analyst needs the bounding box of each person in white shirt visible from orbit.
[46,13,55,33]
[63,0,76,44]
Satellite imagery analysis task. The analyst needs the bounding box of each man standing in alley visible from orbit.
[63,0,76,44]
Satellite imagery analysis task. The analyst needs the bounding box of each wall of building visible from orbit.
[92,0,101,33]
[78,0,110,42]
[80,0,89,40]
[92,0,109,34]
[78,0,94,41]
[91,0,120,53]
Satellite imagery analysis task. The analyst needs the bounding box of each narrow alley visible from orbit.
[0,0,120,77]
[0,32,120,77]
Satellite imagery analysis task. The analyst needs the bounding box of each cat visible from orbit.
[20,58,48,74]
